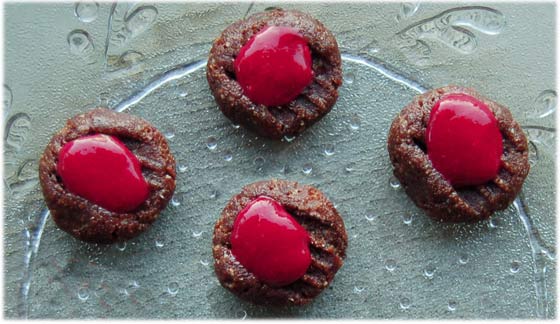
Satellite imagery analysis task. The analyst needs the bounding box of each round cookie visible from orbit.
[39,108,176,243]
[387,85,530,222]
[206,9,342,139]
[212,179,347,305]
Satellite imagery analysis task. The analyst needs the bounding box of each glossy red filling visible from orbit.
[234,25,313,106]
[57,134,149,213]
[231,196,311,287]
[426,93,503,187]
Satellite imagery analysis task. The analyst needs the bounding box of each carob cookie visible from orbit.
[388,85,529,222]
[39,108,176,243]
[213,179,347,306]
[206,9,342,139]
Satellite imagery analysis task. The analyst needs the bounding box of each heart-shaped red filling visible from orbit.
[426,93,503,187]
[231,196,311,287]
[234,25,313,106]
[57,134,149,213]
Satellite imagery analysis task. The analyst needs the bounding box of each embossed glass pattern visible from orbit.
[4,2,555,319]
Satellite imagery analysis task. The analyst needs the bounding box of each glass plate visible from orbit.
[4,2,555,319]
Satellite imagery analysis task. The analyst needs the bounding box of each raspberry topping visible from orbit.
[231,196,311,287]
[234,25,313,106]
[426,93,503,187]
[57,134,149,213]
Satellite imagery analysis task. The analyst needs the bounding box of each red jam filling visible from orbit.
[57,134,149,213]
[230,196,311,287]
[234,25,313,106]
[426,93,503,187]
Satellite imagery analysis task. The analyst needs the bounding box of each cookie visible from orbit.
[212,179,347,305]
[387,86,530,222]
[39,108,176,243]
[206,9,342,139]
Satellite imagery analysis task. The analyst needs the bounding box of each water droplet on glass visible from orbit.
[344,72,355,85]
[178,164,188,173]
[77,287,89,301]
[125,6,158,38]
[423,265,436,279]
[402,213,413,225]
[123,280,139,295]
[353,286,365,294]
[167,282,179,295]
[74,2,99,23]
[254,156,265,169]
[302,163,313,175]
[345,162,356,172]
[349,113,361,130]
[170,195,181,207]
[488,217,499,229]
[155,238,164,248]
[179,90,188,98]
[458,253,469,265]
[192,230,203,238]
[206,136,217,150]
[209,189,219,199]
[323,143,335,156]
[389,176,401,189]
[164,129,175,140]
[447,300,457,312]
[283,135,296,142]
[236,310,248,320]
[399,297,411,310]
[365,211,377,222]
[199,260,209,267]
[116,242,127,251]
[232,123,241,129]
[510,260,521,273]
[385,259,397,272]
[67,29,94,56]
[223,150,233,161]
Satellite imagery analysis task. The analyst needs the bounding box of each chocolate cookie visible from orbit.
[212,179,347,306]
[387,86,529,222]
[39,108,176,243]
[206,9,342,139]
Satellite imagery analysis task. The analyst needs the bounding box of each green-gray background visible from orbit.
[4,2,556,319]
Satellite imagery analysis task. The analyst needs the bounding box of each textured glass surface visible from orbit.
[3,2,555,319]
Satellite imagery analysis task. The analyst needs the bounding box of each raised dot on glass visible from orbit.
[399,297,411,310]
[167,282,179,295]
[302,163,313,175]
[402,213,413,225]
[77,287,89,301]
[385,259,397,272]
[323,143,335,156]
[447,300,457,312]
[510,260,521,273]
[116,242,127,251]
[206,136,217,150]
[423,265,436,279]
[389,176,401,189]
